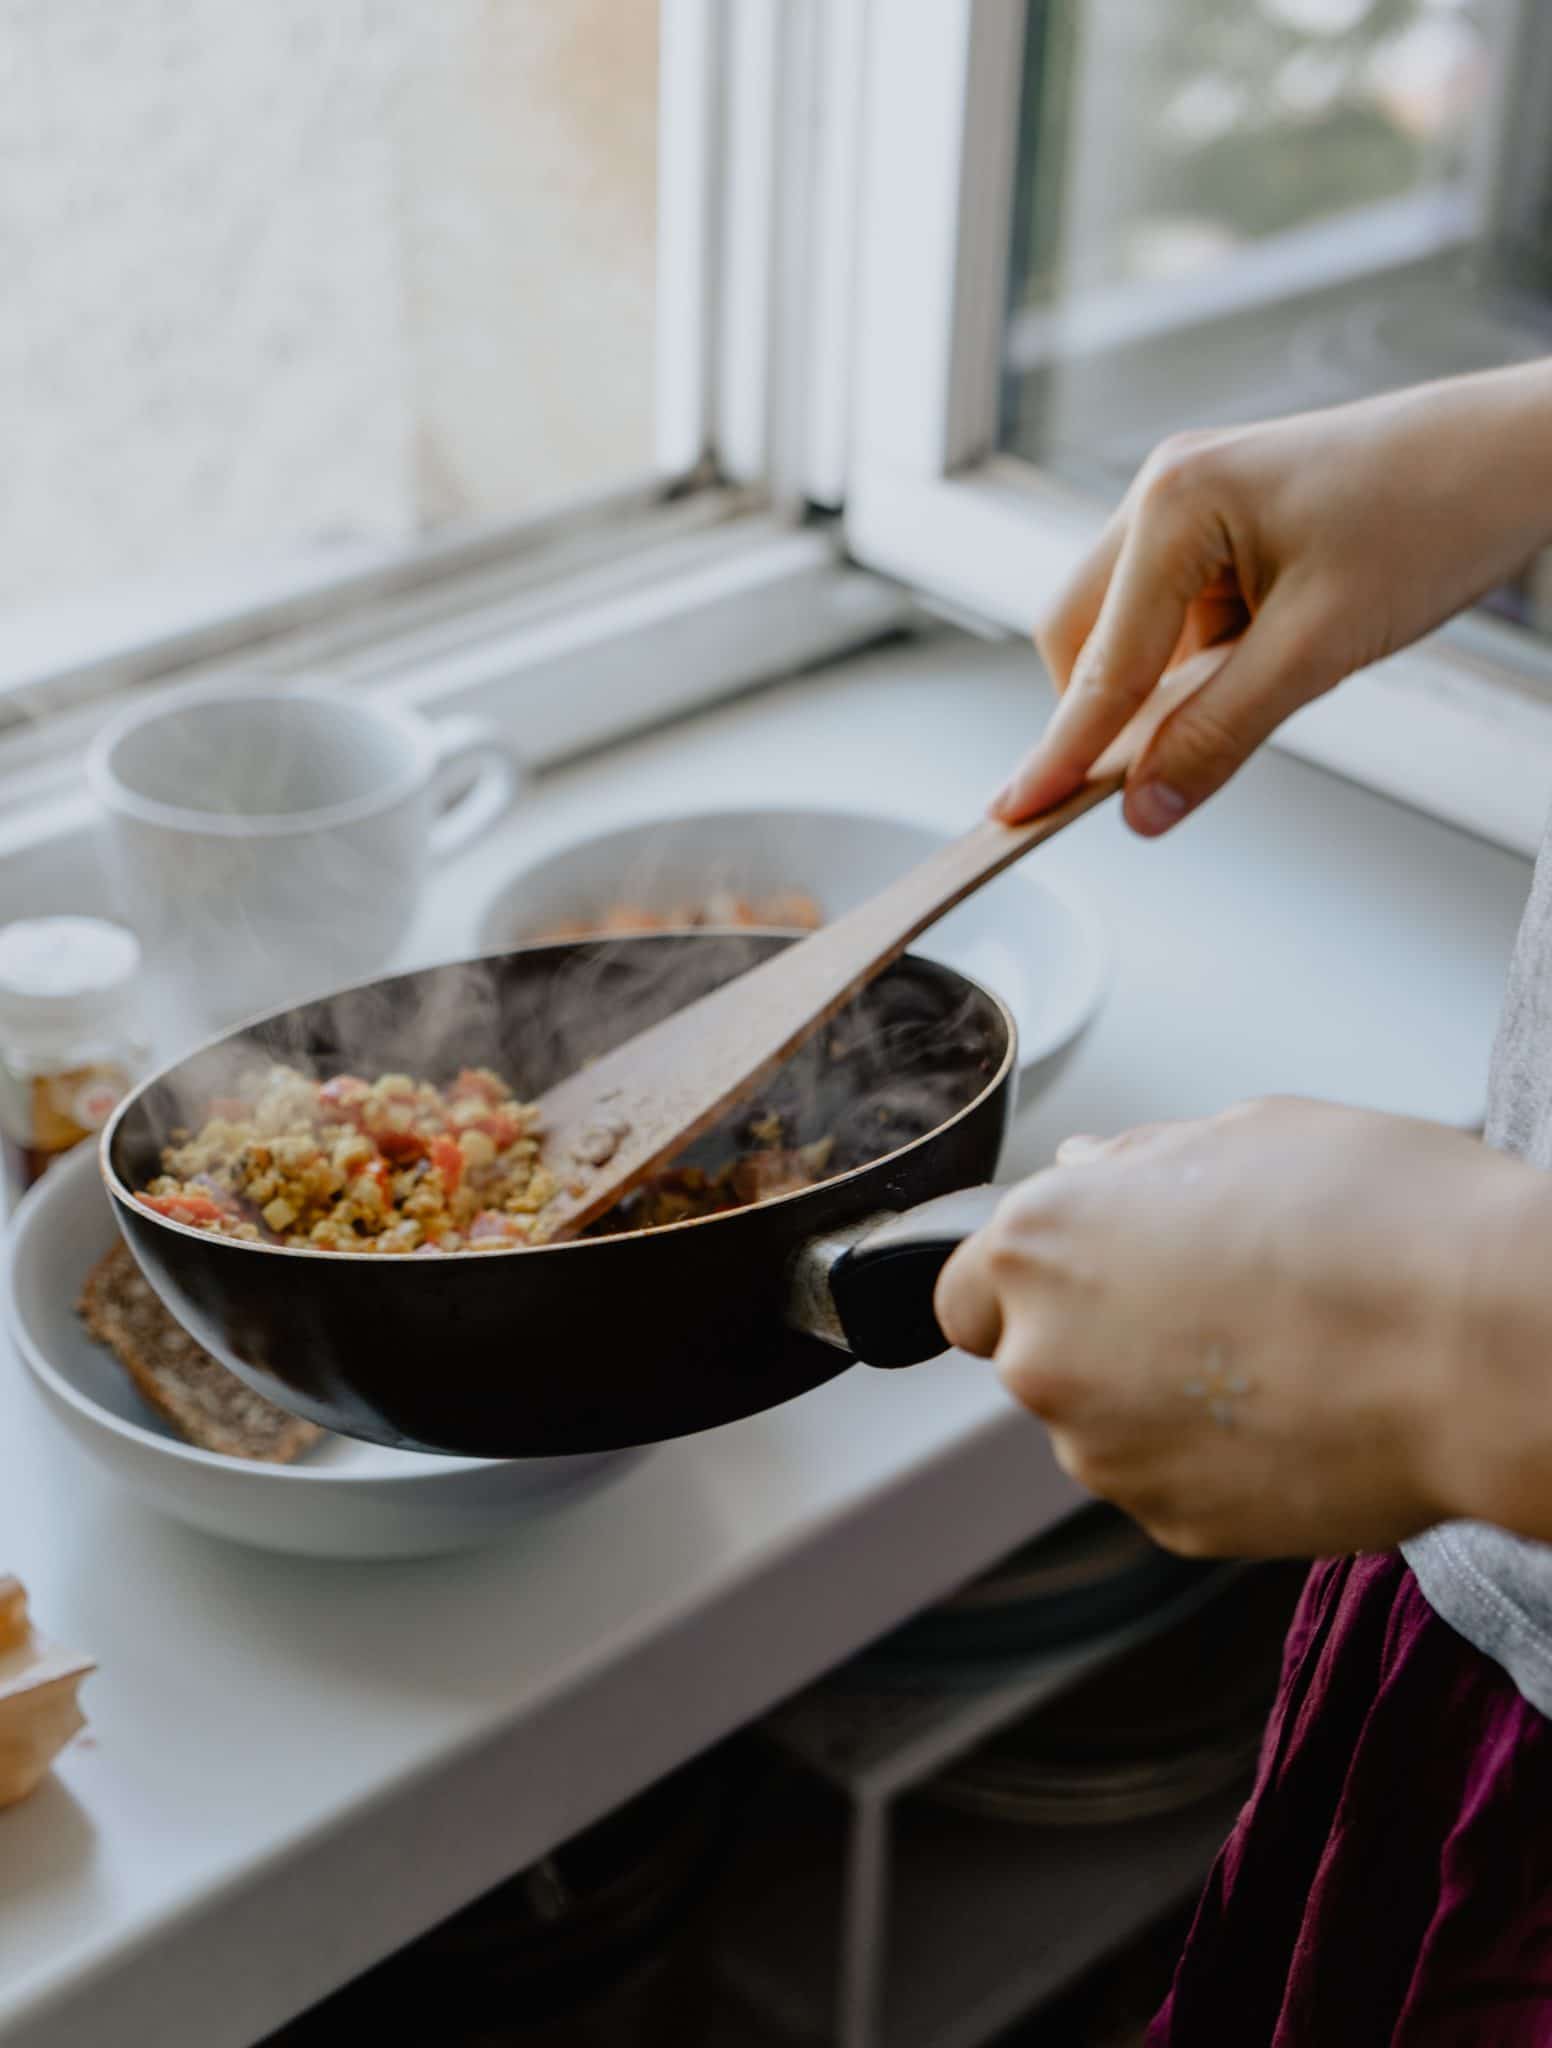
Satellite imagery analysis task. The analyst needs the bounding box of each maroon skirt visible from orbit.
[1147,1550,1552,2048]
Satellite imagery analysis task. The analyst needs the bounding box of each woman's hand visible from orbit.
[935,1098,1552,1559]
[995,361,1552,836]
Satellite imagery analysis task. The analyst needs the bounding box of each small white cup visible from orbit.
[87,686,520,1041]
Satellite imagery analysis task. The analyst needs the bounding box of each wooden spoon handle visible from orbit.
[532,768,1124,1239]
[802,768,1126,972]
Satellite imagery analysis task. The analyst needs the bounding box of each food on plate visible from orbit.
[133,1062,841,1254]
[538,888,824,941]
[79,1241,325,1461]
[0,1574,94,1809]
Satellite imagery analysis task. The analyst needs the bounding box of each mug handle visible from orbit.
[427,715,524,859]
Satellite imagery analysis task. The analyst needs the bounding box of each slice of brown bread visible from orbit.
[78,1242,323,1464]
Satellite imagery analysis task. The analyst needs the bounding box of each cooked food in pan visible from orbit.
[135,1062,837,1254]
[105,938,1010,1455]
[137,1065,556,1253]
[596,1128,834,1232]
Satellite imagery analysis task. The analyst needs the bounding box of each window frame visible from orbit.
[842,0,1552,859]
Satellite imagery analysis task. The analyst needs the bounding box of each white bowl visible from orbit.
[6,1146,647,1560]
[477,806,1110,1105]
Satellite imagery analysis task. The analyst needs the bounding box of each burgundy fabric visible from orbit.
[1146,1551,1552,2048]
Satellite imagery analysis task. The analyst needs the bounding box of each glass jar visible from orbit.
[0,918,146,1209]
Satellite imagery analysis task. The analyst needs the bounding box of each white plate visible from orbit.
[5,1146,647,1560]
[476,806,1111,1106]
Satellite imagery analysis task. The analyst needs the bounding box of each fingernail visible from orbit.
[1128,781,1190,836]
[988,780,1018,819]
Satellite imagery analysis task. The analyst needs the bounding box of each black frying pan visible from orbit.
[102,933,1012,1457]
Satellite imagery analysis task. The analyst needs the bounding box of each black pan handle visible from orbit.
[805,1185,1007,1369]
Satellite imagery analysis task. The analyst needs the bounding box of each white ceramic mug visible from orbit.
[87,687,521,1041]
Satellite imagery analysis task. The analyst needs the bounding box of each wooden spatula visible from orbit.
[532,652,1223,1240]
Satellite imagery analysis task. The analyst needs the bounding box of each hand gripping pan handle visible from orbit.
[788,1186,1007,1368]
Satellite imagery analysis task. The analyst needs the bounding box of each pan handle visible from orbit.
[789,1186,1006,1370]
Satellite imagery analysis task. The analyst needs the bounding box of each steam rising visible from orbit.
[105,742,1006,1208]
[118,924,1004,1213]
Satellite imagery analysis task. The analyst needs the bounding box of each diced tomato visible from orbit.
[429,1135,464,1195]
[375,1128,427,1165]
[452,1068,506,1105]
[473,1110,523,1149]
[468,1209,518,1242]
[138,1191,229,1226]
[318,1075,370,1123]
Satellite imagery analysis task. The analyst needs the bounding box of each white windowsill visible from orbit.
[0,516,912,896]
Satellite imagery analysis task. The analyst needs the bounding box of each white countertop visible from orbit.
[0,630,1534,2048]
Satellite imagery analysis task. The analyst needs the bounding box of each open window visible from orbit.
[0,0,905,843]
[844,0,1552,855]
[12,0,1552,864]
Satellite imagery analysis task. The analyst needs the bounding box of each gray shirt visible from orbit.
[1403,830,1552,1715]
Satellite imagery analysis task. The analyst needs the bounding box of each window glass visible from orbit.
[0,1,659,621]
[1003,0,1552,636]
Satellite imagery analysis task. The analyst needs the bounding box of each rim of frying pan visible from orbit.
[101,931,1019,1264]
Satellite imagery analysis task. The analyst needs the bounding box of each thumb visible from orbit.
[1122,594,1339,836]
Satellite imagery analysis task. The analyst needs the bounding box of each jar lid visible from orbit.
[0,918,141,1047]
